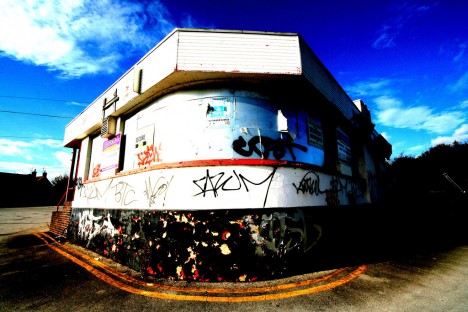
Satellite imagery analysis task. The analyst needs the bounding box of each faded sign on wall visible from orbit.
[207,97,231,127]
[100,133,121,177]
[307,118,324,150]
[337,128,351,164]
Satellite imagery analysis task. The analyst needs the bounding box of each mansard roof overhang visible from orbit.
[64,28,361,148]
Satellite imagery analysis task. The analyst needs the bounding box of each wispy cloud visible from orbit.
[346,78,394,97]
[431,124,468,145]
[346,78,466,135]
[374,95,464,134]
[0,138,63,157]
[453,42,467,63]
[407,144,427,154]
[372,2,437,49]
[373,26,397,49]
[0,138,71,178]
[460,100,468,109]
[55,151,72,168]
[0,0,184,78]
[448,72,468,93]
[0,139,30,156]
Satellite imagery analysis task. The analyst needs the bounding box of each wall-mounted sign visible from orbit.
[100,133,121,176]
[337,128,351,164]
[307,118,324,149]
[135,125,158,167]
[207,98,230,127]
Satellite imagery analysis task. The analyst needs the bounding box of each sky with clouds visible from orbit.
[0,0,466,180]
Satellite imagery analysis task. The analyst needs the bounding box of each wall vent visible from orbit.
[101,116,116,138]
[133,68,142,94]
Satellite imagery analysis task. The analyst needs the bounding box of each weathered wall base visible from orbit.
[67,207,323,282]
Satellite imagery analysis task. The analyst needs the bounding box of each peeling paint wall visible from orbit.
[67,208,322,281]
[119,89,323,172]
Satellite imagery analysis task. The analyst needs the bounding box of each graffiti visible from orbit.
[292,171,323,196]
[112,181,138,206]
[293,171,362,205]
[92,163,101,178]
[78,179,138,207]
[137,143,162,167]
[68,208,323,282]
[329,175,361,203]
[144,175,173,207]
[76,177,84,189]
[193,168,277,207]
[78,179,113,201]
[77,209,116,248]
[245,210,322,276]
[232,135,307,160]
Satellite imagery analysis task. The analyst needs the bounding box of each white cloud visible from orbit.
[0,138,70,180]
[346,78,394,97]
[407,144,427,154]
[0,139,31,156]
[380,132,391,141]
[372,95,465,135]
[431,124,468,145]
[0,161,37,175]
[55,151,72,168]
[32,138,64,149]
[0,0,178,78]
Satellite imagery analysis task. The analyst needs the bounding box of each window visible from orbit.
[336,128,352,175]
[307,118,324,150]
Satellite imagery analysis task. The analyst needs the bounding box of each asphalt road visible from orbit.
[1,206,468,312]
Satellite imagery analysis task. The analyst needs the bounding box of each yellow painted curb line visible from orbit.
[34,232,367,302]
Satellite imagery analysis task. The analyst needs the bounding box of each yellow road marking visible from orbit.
[34,232,367,302]
[39,232,348,294]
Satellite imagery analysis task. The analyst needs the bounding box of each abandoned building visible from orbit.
[58,28,392,281]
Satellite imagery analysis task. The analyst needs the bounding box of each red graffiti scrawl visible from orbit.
[137,144,162,167]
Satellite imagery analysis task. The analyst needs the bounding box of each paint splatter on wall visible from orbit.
[67,208,322,282]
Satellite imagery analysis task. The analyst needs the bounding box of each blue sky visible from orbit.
[0,0,467,180]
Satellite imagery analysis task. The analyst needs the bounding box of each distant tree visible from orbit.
[51,174,70,205]
[388,141,468,209]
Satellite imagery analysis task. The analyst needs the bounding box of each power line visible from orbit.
[0,136,64,140]
[0,110,73,119]
[0,94,89,104]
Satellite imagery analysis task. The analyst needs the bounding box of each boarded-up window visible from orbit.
[337,128,351,164]
[307,118,324,149]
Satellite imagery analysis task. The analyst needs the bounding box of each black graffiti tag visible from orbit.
[78,179,138,206]
[111,181,137,206]
[232,135,307,161]
[193,168,277,208]
[292,171,325,196]
[293,171,362,204]
[144,175,173,207]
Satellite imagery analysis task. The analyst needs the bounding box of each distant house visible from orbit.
[0,170,53,207]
